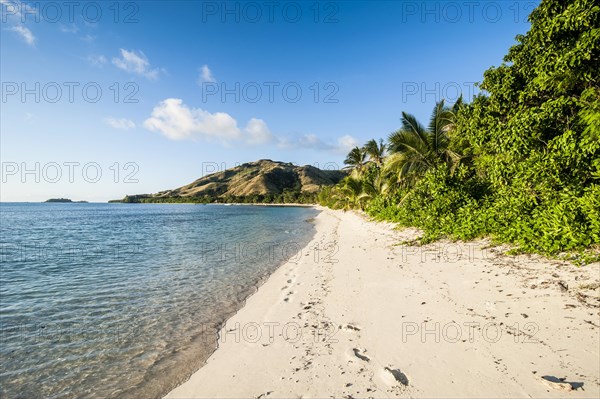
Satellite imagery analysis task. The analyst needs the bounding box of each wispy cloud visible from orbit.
[278,133,358,153]
[80,34,96,43]
[8,25,35,45]
[1,0,37,21]
[105,117,136,130]
[278,134,326,150]
[198,65,216,83]
[59,24,79,33]
[87,54,107,67]
[143,98,356,152]
[2,0,37,46]
[112,49,160,80]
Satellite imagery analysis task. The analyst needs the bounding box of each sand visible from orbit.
[165,207,600,398]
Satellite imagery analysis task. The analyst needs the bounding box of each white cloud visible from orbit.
[277,134,330,151]
[0,0,18,20]
[1,0,37,22]
[2,1,38,46]
[87,54,107,67]
[336,135,359,153]
[199,65,216,83]
[143,98,355,153]
[277,133,358,153]
[112,49,159,80]
[245,118,272,145]
[8,25,35,45]
[81,34,96,43]
[105,117,136,130]
[0,0,40,46]
[59,24,78,33]
[144,98,242,142]
[299,134,326,149]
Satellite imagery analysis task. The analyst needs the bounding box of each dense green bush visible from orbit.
[323,0,599,258]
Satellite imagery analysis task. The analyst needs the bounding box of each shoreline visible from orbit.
[140,205,322,398]
[165,208,600,398]
[101,202,317,207]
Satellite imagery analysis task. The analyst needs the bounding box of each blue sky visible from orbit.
[1,0,538,201]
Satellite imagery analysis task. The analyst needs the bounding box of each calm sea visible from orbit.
[0,203,318,398]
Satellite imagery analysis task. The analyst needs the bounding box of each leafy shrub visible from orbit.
[330,0,599,258]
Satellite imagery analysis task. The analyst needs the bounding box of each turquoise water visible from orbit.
[0,203,318,399]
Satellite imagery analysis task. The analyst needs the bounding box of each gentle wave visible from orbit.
[0,203,318,399]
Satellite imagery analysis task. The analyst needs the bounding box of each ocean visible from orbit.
[0,203,318,398]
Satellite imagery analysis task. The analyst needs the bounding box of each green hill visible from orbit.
[114,160,347,204]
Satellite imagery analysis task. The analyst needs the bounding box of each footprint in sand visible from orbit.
[283,291,294,302]
[382,366,409,386]
[255,391,273,399]
[540,375,583,391]
[343,324,361,332]
[352,348,370,362]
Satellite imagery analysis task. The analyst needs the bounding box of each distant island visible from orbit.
[110,160,347,204]
[44,198,88,203]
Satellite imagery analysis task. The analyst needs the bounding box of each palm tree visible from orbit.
[384,100,460,187]
[341,177,363,209]
[442,95,463,135]
[363,138,386,167]
[344,146,367,172]
[331,176,373,210]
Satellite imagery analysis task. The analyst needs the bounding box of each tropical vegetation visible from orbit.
[319,0,599,259]
[116,190,320,204]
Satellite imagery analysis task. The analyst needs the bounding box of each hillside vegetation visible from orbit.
[117,160,347,204]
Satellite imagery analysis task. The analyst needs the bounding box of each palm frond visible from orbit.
[344,147,367,171]
[400,112,428,144]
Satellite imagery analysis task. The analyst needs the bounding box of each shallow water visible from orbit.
[0,203,318,398]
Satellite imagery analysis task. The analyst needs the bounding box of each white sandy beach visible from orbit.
[165,207,600,398]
